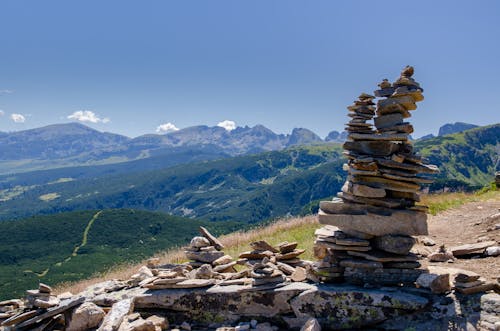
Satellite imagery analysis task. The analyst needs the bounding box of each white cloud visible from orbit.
[11,113,26,123]
[0,89,13,94]
[0,110,4,116]
[67,110,110,123]
[156,122,180,133]
[217,120,236,131]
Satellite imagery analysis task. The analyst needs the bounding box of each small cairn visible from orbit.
[250,257,287,288]
[454,271,497,295]
[239,240,306,267]
[26,283,59,309]
[316,66,440,286]
[140,227,236,289]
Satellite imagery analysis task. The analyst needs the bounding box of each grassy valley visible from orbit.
[0,209,242,300]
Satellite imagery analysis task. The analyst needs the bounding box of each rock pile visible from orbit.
[317,66,439,285]
[185,226,234,271]
[454,271,497,295]
[239,240,306,267]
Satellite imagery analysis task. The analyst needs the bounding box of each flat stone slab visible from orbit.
[347,250,418,262]
[348,133,409,141]
[449,241,496,256]
[318,209,428,236]
[291,284,428,329]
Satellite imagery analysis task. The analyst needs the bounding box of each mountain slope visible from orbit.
[0,144,344,222]
[415,123,500,188]
[0,209,242,300]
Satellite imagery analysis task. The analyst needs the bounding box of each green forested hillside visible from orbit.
[0,209,242,300]
[0,144,345,222]
[415,124,499,190]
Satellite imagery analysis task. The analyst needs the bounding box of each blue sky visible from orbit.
[0,1,499,138]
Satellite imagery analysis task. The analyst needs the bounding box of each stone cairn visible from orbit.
[314,66,440,285]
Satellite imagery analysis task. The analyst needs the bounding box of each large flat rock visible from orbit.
[291,284,428,329]
[318,209,428,236]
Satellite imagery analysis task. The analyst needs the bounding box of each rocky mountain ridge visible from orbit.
[0,121,482,174]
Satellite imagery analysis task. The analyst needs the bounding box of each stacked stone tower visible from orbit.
[314,66,439,285]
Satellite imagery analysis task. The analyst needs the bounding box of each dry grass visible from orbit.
[420,188,498,215]
[53,215,319,295]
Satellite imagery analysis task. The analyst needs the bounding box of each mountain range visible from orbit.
[0,121,482,174]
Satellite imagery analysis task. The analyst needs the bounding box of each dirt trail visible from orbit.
[416,197,500,281]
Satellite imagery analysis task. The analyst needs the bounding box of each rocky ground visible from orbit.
[416,198,500,282]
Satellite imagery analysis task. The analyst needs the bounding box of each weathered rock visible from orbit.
[185,250,225,263]
[343,141,401,157]
[339,259,383,269]
[450,241,496,256]
[276,249,305,260]
[190,236,211,249]
[16,296,85,329]
[420,237,436,246]
[348,132,409,141]
[374,113,404,129]
[39,283,52,293]
[344,267,426,286]
[118,317,156,331]
[373,235,416,255]
[319,209,428,236]
[485,246,500,256]
[134,282,314,320]
[146,315,168,330]
[291,284,428,329]
[278,241,298,254]
[416,273,451,294]
[199,226,225,250]
[239,251,274,259]
[455,283,497,295]
[67,302,106,331]
[212,255,233,266]
[1,310,39,327]
[347,250,418,262]
[98,298,134,331]
[300,317,321,331]
[34,296,60,308]
[213,261,237,273]
[342,181,386,198]
[428,249,454,262]
[250,240,279,253]
[291,267,307,282]
[384,261,421,269]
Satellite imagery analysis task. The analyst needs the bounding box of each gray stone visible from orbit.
[374,113,404,129]
[347,250,418,262]
[250,240,279,253]
[348,132,409,141]
[315,240,371,252]
[351,175,420,193]
[212,255,233,266]
[384,261,421,269]
[343,140,401,156]
[290,284,428,329]
[342,181,386,198]
[199,226,225,250]
[373,235,416,255]
[377,95,417,111]
[319,200,366,215]
[416,273,451,294]
[278,241,298,254]
[38,283,52,294]
[98,299,134,331]
[190,236,211,248]
[450,241,496,256]
[16,296,86,329]
[318,209,428,236]
[67,302,106,331]
[185,250,225,263]
[485,246,500,256]
[300,318,321,331]
[339,259,383,269]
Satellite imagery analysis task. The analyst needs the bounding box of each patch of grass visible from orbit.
[420,185,499,215]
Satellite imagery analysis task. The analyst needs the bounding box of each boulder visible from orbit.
[190,236,211,249]
[291,284,428,329]
[67,302,106,331]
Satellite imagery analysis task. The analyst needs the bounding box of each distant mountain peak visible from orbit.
[438,122,478,136]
